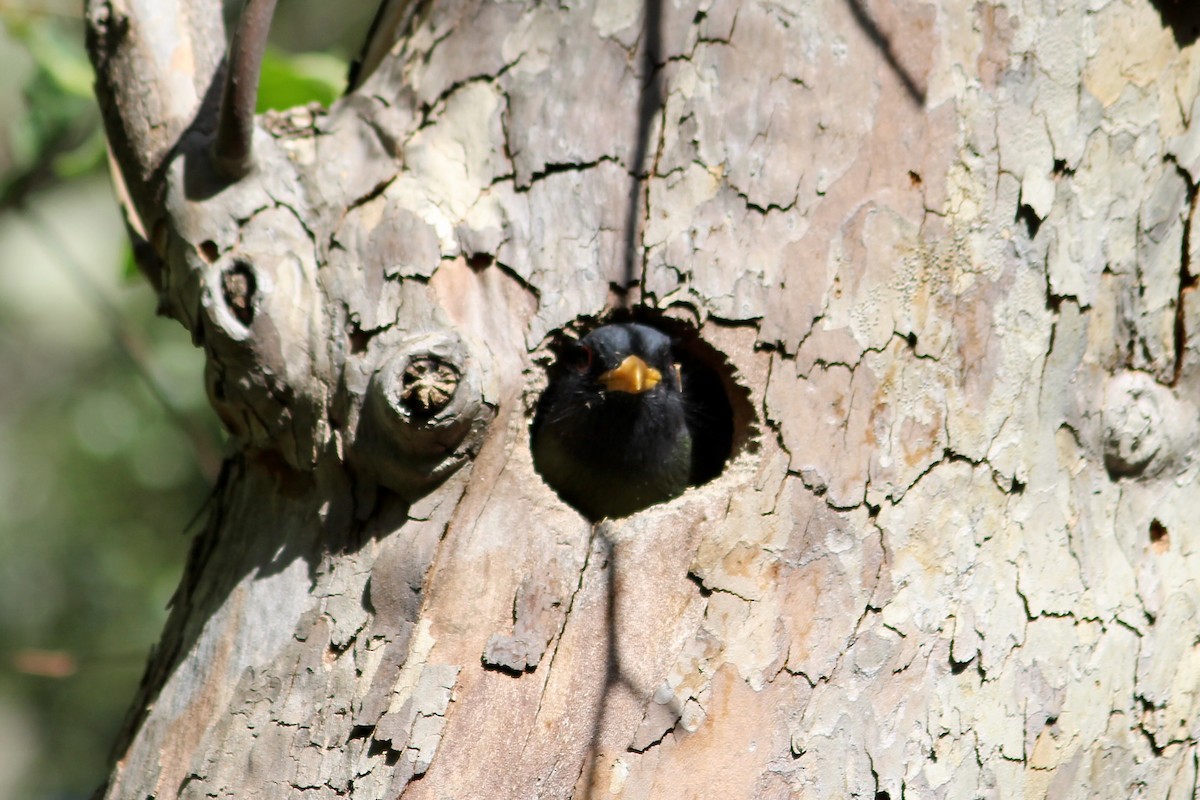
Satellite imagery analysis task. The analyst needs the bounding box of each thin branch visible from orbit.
[212,0,278,180]
[348,0,420,93]
[85,0,227,218]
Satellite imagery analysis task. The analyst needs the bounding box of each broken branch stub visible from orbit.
[355,333,492,500]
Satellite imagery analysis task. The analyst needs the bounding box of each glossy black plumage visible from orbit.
[531,323,694,520]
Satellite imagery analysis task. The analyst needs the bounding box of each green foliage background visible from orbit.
[0,3,376,797]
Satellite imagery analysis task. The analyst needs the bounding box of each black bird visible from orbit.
[532,323,703,521]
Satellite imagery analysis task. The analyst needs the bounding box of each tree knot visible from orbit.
[400,358,460,418]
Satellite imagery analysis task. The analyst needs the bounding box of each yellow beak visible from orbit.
[599,355,661,394]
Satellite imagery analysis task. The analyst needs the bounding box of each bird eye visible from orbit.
[568,343,594,373]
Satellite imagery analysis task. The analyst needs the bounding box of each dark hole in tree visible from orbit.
[1149,518,1170,553]
[1149,0,1200,47]
[467,252,494,271]
[347,319,372,354]
[1015,202,1042,239]
[222,260,256,326]
[199,239,219,263]
[366,737,400,766]
[530,311,748,521]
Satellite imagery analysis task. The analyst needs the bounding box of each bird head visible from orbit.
[559,323,682,400]
[532,321,695,520]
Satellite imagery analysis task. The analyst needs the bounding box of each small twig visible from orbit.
[212,0,278,179]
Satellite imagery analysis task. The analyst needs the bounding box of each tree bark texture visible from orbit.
[88,0,1200,797]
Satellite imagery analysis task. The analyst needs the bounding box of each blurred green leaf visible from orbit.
[1,15,101,208]
[257,47,347,112]
[13,19,94,99]
[52,126,107,178]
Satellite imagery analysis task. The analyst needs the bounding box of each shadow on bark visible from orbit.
[844,0,926,107]
[584,0,691,775]
[581,522,686,794]
[619,0,666,305]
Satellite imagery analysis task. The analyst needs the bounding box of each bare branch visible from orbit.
[213,0,279,179]
[84,0,226,219]
[348,0,418,93]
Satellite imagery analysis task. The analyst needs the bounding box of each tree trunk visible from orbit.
[87,0,1200,797]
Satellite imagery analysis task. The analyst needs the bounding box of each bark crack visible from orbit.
[1171,161,1198,386]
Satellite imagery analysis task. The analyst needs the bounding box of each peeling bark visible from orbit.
[89,0,1200,798]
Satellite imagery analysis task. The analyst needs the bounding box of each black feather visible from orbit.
[532,323,694,520]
